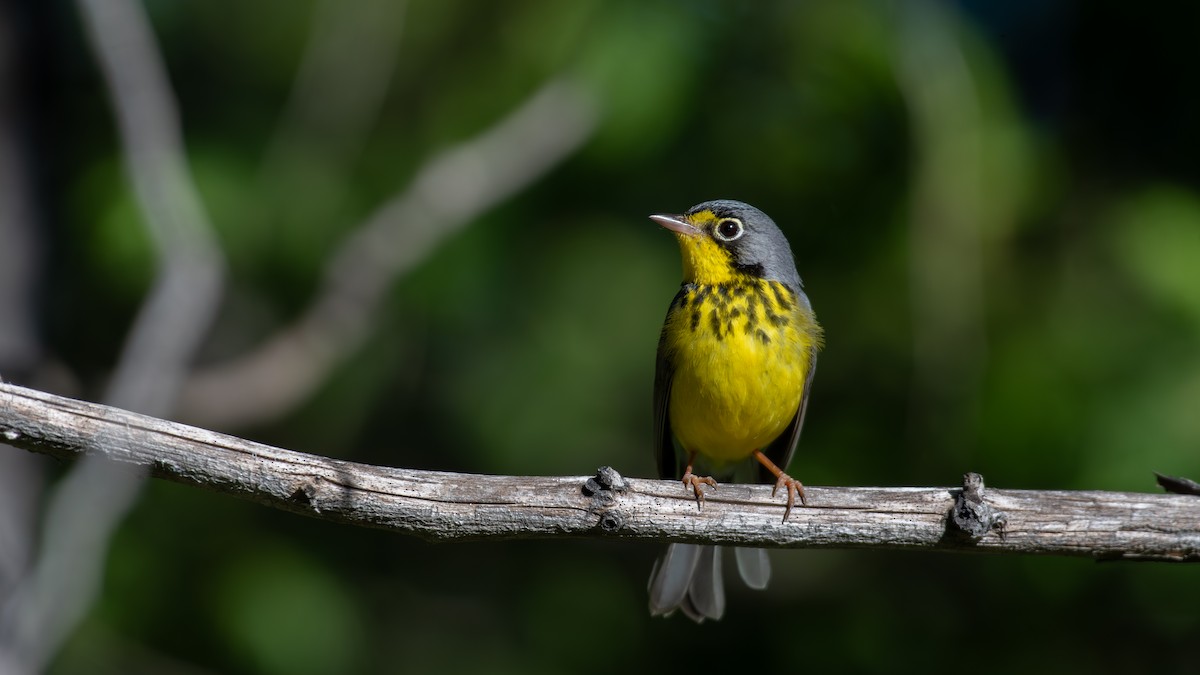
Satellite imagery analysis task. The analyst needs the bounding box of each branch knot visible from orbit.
[949,472,1007,540]
[582,466,628,501]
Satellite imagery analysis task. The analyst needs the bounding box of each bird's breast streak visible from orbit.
[665,280,813,462]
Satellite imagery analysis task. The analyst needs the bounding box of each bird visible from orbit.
[646,199,821,622]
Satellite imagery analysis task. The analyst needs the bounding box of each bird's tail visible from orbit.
[647,544,772,622]
[648,543,724,622]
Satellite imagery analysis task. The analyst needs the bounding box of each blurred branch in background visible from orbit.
[4,382,1199,560]
[0,0,227,671]
[0,1,46,657]
[257,0,407,225]
[178,78,599,429]
[1,0,598,670]
[0,6,42,375]
[895,2,991,461]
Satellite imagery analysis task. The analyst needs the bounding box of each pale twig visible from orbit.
[0,0,226,671]
[178,78,598,428]
[3,382,1199,560]
[258,0,407,184]
[0,2,45,608]
[0,9,42,372]
[895,1,990,457]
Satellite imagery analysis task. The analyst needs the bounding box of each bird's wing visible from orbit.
[653,293,683,479]
[759,341,818,483]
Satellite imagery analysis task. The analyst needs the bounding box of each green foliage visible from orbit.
[1112,187,1200,328]
[72,158,154,298]
[440,219,669,474]
[210,545,366,675]
[574,2,700,161]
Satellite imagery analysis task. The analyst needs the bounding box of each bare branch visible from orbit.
[80,0,225,412]
[0,0,227,670]
[258,0,407,182]
[4,383,1197,561]
[0,9,43,372]
[0,1,46,607]
[178,78,598,428]
[895,2,990,455]
[0,453,39,607]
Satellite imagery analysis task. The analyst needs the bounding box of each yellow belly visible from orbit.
[663,281,816,464]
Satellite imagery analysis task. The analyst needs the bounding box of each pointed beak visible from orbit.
[650,213,701,237]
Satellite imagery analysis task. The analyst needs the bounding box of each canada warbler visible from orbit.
[646,199,822,622]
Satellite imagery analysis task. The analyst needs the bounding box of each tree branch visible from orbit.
[0,0,46,610]
[79,0,226,413]
[1,0,229,669]
[177,78,598,429]
[2,382,1197,561]
[257,0,407,185]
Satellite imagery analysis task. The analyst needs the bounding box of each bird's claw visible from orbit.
[772,473,806,522]
[681,471,718,510]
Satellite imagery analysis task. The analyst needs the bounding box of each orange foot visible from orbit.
[754,450,807,522]
[681,470,717,511]
[771,472,807,522]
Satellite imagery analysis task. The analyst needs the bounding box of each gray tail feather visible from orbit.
[649,544,772,622]
[647,543,724,622]
[734,547,771,590]
[648,543,701,617]
[684,544,725,620]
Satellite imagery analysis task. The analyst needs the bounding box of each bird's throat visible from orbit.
[675,234,739,284]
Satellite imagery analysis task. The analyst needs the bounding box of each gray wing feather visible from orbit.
[654,290,685,479]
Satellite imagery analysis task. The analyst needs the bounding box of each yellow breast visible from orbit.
[662,279,819,464]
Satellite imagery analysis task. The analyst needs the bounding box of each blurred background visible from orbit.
[2,0,1199,673]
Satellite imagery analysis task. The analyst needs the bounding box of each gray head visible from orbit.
[650,199,803,289]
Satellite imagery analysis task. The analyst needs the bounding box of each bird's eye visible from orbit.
[714,218,744,242]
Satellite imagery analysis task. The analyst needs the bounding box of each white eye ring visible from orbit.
[713,218,745,242]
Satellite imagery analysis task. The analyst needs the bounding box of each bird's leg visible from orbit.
[680,450,717,510]
[753,450,806,522]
